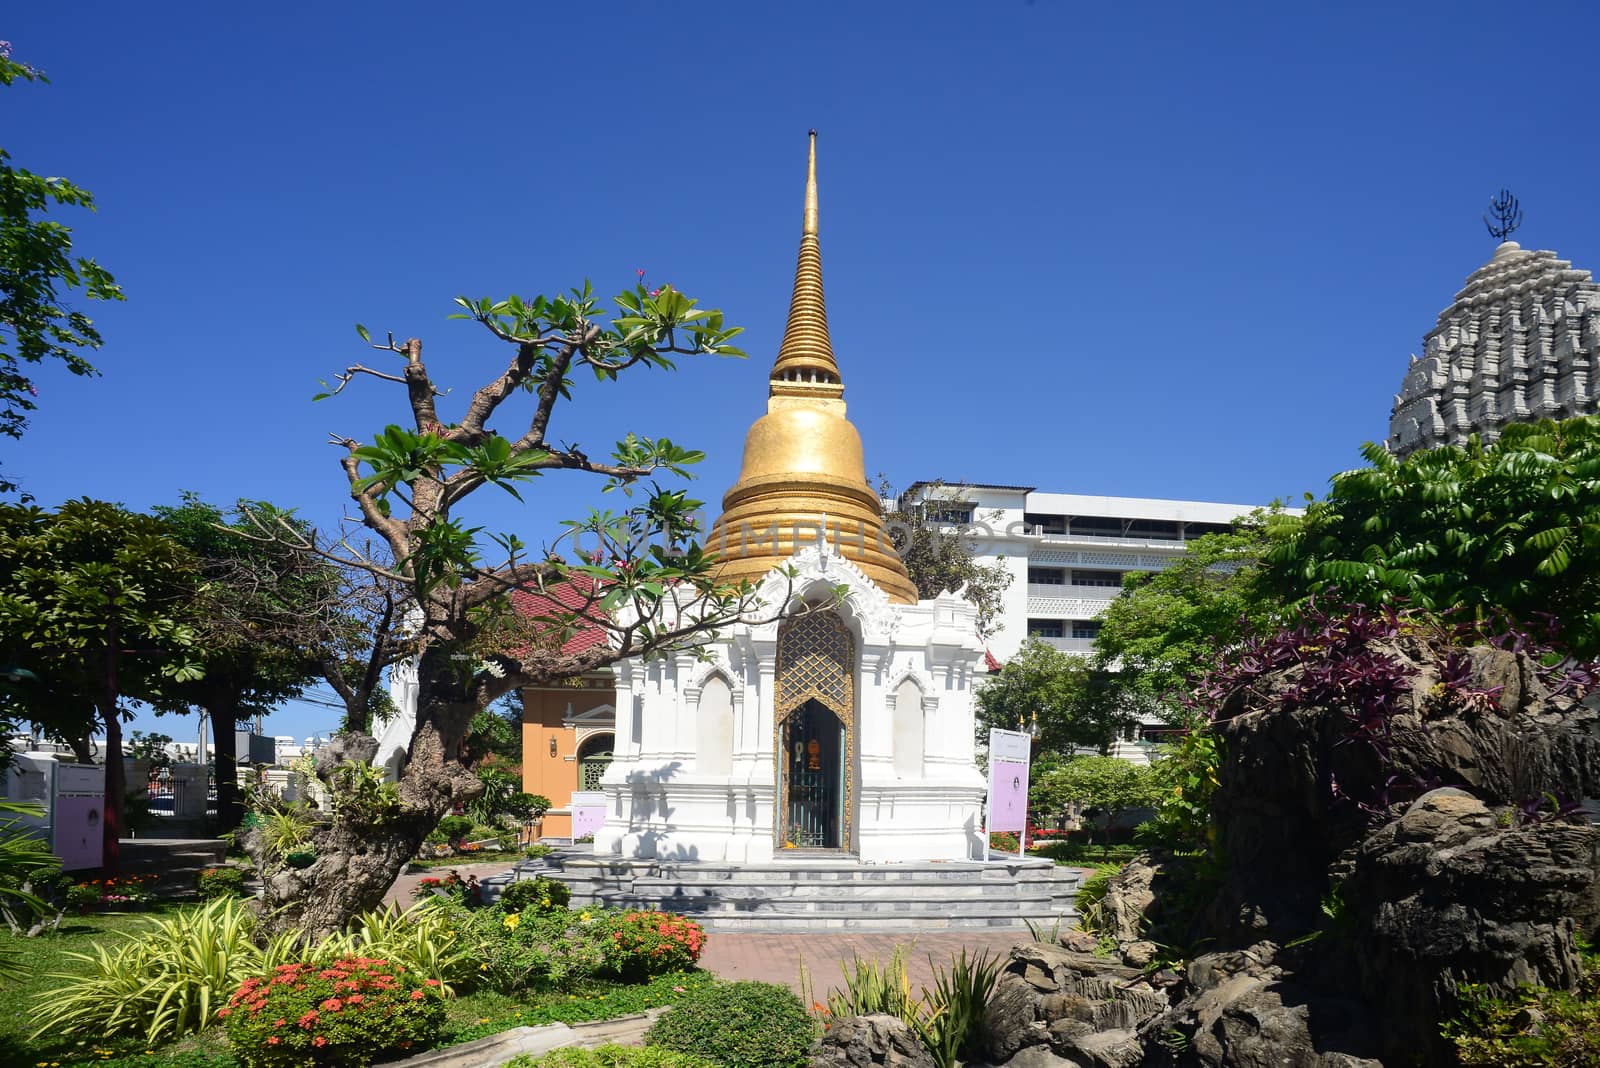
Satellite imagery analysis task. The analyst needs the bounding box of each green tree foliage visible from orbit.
[976,638,1125,753]
[148,496,328,830]
[1264,416,1600,656]
[1030,755,1162,829]
[0,500,203,868]
[880,481,1013,638]
[1091,514,1278,722]
[0,46,124,494]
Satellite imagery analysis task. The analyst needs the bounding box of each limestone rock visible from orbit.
[1059,929,1099,954]
[1100,857,1157,944]
[984,944,1171,1067]
[1121,941,1159,969]
[1338,786,1600,1060]
[1145,942,1381,1067]
[812,1014,935,1068]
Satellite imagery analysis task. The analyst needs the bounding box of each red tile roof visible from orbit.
[508,575,611,656]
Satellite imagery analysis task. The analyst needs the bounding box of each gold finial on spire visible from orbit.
[770,130,842,391]
[803,129,819,235]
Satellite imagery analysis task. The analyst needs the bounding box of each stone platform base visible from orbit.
[484,850,1081,932]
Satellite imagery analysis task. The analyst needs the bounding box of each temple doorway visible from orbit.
[780,700,844,848]
[773,610,856,852]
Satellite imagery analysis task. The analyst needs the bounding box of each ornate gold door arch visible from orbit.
[774,610,855,851]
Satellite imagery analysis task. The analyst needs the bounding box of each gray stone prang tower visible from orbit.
[1388,240,1600,456]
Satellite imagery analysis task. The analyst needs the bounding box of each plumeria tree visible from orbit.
[239,281,771,936]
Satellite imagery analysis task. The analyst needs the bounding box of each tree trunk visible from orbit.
[99,697,124,874]
[209,700,243,832]
[67,735,92,764]
[243,645,486,939]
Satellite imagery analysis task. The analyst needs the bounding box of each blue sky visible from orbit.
[8,2,1600,741]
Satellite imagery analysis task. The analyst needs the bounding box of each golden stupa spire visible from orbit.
[770,129,842,391]
[706,131,918,604]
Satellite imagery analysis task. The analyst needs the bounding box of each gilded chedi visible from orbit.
[707,132,919,604]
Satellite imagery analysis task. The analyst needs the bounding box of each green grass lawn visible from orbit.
[2,904,714,1068]
[405,850,527,870]
[1028,840,1142,865]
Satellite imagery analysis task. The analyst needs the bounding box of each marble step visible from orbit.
[619,879,1054,901]
[698,912,1066,932]
[590,893,1055,918]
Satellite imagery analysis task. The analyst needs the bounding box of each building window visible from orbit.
[927,503,974,525]
[1069,517,1125,539]
[1070,569,1123,587]
[1183,521,1233,540]
[1027,619,1064,638]
[577,734,613,792]
[1028,567,1065,585]
[1126,519,1181,540]
[1024,513,1067,535]
[1070,620,1102,640]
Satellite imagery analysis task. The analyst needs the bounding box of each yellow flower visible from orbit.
[503,912,522,930]
[579,911,592,922]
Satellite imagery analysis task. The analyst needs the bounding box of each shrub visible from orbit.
[437,815,473,844]
[525,844,555,860]
[499,876,571,914]
[598,910,706,980]
[988,831,1019,853]
[646,980,815,1068]
[508,1044,717,1068]
[452,905,608,992]
[197,866,250,900]
[1443,943,1600,1066]
[222,957,446,1068]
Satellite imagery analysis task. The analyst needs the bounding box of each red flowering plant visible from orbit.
[221,956,446,1067]
[408,869,481,907]
[67,874,156,912]
[596,910,706,980]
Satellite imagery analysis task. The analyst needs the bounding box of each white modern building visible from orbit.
[901,482,1263,662]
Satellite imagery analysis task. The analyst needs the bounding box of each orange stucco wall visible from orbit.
[520,680,615,839]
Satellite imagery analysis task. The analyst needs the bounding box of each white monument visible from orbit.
[593,133,989,864]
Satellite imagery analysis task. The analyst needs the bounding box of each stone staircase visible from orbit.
[483,851,1081,932]
[117,838,227,896]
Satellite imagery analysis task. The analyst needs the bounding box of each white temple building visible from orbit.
[1389,239,1600,456]
[592,133,990,864]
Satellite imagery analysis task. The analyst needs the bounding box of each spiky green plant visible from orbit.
[915,949,1003,1068]
[31,895,265,1043]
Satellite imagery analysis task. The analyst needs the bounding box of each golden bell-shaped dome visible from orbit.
[707,132,917,604]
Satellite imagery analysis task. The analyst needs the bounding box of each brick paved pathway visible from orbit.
[697,930,1031,995]
[384,860,520,908]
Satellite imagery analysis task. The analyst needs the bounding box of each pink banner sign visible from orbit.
[988,760,1030,833]
[986,727,1032,836]
[571,803,606,840]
